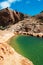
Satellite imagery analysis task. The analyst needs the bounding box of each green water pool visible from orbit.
[9,35,43,65]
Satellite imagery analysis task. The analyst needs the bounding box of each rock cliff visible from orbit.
[0,7,28,27]
[0,8,43,34]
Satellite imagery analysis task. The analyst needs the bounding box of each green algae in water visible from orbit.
[9,35,43,65]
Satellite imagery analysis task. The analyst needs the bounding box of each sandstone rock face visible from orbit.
[8,18,43,33]
[0,8,43,34]
[0,43,33,65]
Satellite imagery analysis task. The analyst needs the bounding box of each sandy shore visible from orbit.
[0,30,14,43]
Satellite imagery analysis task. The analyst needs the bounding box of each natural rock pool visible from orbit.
[9,35,43,65]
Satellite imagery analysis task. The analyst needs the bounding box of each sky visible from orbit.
[0,0,43,16]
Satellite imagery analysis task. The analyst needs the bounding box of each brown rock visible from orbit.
[0,8,43,37]
[0,8,29,27]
